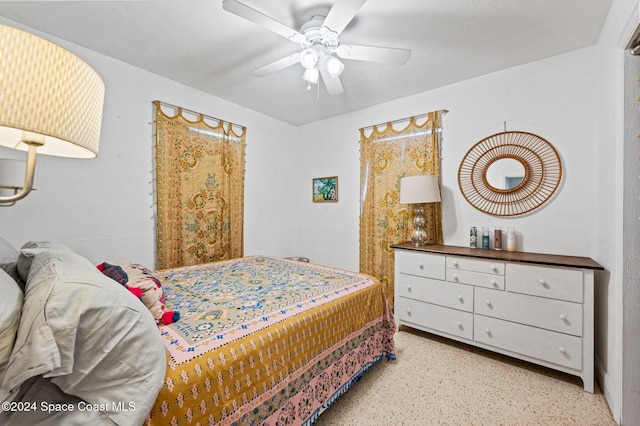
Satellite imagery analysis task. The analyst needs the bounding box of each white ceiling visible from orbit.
[0,1,612,126]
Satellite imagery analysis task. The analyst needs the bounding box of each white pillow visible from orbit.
[0,268,22,391]
[2,243,166,425]
[0,237,22,287]
[16,240,56,284]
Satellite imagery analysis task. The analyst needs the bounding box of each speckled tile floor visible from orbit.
[314,327,616,426]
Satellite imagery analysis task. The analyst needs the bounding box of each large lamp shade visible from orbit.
[0,24,104,158]
[400,175,441,204]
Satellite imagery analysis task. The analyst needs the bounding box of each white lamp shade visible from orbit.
[300,48,319,69]
[0,25,105,158]
[0,158,37,190]
[400,175,441,204]
[325,55,345,78]
[302,67,320,84]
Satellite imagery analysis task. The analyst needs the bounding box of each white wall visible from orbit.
[296,47,598,271]
[0,17,299,268]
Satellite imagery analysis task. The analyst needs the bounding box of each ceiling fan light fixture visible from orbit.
[300,48,318,69]
[302,67,320,85]
[325,55,345,78]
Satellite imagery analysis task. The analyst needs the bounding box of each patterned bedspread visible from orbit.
[145,256,396,425]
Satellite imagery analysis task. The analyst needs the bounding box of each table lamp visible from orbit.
[400,175,441,246]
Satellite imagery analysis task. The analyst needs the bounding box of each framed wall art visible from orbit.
[312,176,338,202]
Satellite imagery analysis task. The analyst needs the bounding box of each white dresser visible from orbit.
[392,243,603,392]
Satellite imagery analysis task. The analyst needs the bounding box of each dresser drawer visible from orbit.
[506,263,583,303]
[395,250,445,280]
[396,274,473,312]
[447,256,504,275]
[396,297,473,340]
[474,315,582,370]
[447,269,505,290]
[475,288,583,336]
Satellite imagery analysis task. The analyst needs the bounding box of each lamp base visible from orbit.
[410,204,428,247]
[411,231,428,247]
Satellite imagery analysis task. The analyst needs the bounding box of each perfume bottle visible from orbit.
[470,227,478,248]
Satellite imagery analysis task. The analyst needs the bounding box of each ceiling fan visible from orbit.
[222,0,411,95]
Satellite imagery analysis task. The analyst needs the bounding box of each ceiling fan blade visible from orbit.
[320,68,344,95]
[337,44,411,65]
[322,0,368,35]
[222,0,305,43]
[251,53,300,77]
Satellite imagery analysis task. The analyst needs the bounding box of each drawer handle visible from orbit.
[538,279,549,288]
[491,264,498,272]
[484,328,492,336]
[485,300,492,308]
[452,274,459,281]
[456,321,463,329]
[457,294,464,302]
[406,284,412,292]
[406,308,412,315]
[490,280,498,287]
[452,261,459,268]
[559,346,567,354]
[559,314,567,321]
[418,262,424,269]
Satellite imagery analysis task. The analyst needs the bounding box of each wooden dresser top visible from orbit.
[390,242,604,270]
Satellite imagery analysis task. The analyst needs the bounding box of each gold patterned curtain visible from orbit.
[359,111,444,304]
[154,101,246,269]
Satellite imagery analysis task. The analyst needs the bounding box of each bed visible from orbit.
[0,239,396,425]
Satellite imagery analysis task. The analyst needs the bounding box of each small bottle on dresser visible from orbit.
[507,227,516,251]
[494,227,502,250]
[482,227,490,250]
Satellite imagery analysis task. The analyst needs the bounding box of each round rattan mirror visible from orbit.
[458,131,562,216]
